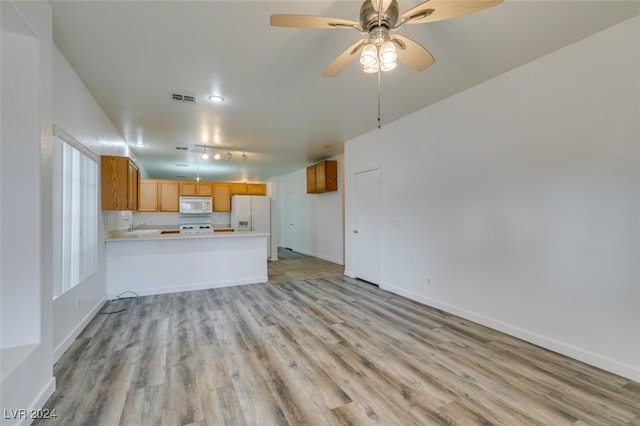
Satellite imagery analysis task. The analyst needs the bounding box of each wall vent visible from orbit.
[171,93,196,105]
[175,146,188,151]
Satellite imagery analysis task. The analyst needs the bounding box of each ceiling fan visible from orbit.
[270,0,503,77]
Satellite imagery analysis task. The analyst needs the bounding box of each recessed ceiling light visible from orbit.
[208,95,224,103]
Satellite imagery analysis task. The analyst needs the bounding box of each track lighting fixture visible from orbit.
[193,145,248,163]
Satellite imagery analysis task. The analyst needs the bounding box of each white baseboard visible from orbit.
[5,376,55,426]
[286,247,344,265]
[381,282,640,382]
[107,276,269,299]
[52,296,107,362]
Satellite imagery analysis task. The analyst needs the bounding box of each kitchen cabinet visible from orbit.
[101,155,139,210]
[138,179,158,212]
[307,160,337,193]
[230,182,267,196]
[158,180,179,212]
[248,183,267,195]
[213,183,231,212]
[137,179,262,212]
[179,181,212,196]
[230,183,248,195]
[306,166,316,194]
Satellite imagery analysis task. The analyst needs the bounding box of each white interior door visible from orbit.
[352,167,381,284]
[283,190,295,249]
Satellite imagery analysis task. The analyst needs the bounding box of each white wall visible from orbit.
[279,155,344,264]
[1,2,56,424]
[50,44,131,361]
[345,17,640,381]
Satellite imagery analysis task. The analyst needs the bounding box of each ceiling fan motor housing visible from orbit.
[360,0,399,31]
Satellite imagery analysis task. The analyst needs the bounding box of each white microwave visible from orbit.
[179,196,212,214]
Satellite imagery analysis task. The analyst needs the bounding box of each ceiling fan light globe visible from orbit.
[379,40,397,64]
[360,43,378,67]
[380,61,397,72]
[362,64,379,73]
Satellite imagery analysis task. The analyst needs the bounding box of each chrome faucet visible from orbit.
[128,221,145,232]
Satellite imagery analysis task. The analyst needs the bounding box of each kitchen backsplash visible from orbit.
[103,210,133,232]
[132,212,231,227]
[102,210,231,233]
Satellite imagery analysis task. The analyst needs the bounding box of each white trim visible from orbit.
[52,124,99,163]
[287,247,344,266]
[19,377,56,426]
[52,296,106,362]
[381,281,640,382]
[107,276,269,299]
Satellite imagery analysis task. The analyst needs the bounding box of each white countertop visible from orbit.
[106,228,268,242]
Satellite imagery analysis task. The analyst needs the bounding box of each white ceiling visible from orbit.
[50,0,639,182]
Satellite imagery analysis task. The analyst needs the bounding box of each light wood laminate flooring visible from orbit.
[37,249,639,425]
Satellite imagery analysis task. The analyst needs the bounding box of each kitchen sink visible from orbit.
[126,229,162,235]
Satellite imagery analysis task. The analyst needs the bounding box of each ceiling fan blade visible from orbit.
[391,34,435,72]
[322,39,367,77]
[400,0,503,25]
[270,14,359,30]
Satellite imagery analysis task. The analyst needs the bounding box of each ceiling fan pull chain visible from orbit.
[377,69,382,129]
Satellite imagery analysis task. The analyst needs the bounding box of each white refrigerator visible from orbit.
[230,195,277,260]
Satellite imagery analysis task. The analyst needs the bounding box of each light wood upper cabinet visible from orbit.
[230,182,266,195]
[306,165,316,194]
[138,180,158,212]
[179,181,212,196]
[307,160,337,193]
[248,183,267,195]
[158,180,179,212]
[128,161,139,210]
[136,179,264,212]
[101,155,139,210]
[230,183,248,195]
[213,183,231,212]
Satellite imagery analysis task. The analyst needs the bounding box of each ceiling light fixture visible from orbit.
[201,150,209,160]
[225,152,232,161]
[241,152,247,162]
[208,95,225,103]
[359,29,397,74]
[214,153,221,160]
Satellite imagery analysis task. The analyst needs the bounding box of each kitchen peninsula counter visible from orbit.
[105,230,268,297]
[106,228,261,241]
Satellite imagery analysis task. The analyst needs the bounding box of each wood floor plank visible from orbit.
[35,248,640,426]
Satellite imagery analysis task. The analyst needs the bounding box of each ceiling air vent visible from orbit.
[175,146,188,151]
[171,93,196,105]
